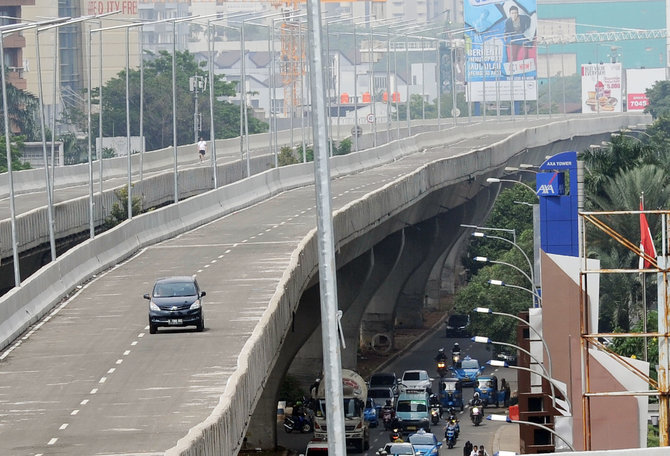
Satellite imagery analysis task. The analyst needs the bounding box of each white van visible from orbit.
[301,439,329,455]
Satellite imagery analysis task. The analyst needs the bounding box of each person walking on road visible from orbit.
[463,441,473,456]
[197,137,207,162]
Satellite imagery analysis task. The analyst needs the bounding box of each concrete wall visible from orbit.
[0,113,650,455]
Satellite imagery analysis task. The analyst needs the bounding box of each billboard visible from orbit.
[581,63,622,113]
[626,68,666,111]
[463,0,538,103]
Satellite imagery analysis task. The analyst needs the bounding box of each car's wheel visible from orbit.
[301,422,311,433]
[353,439,363,453]
[460,403,464,411]
[364,436,370,451]
[196,315,204,332]
[149,323,157,334]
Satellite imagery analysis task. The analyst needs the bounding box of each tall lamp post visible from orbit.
[486,176,537,194]
[1,18,70,287]
[488,359,571,415]
[474,306,553,380]
[471,230,535,286]
[487,414,575,451]
[474,256,537,298]
[487,279,541,307]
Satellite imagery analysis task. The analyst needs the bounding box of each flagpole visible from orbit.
[642,193,648,361]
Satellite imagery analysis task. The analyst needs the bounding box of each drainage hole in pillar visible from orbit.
[371,333,392,354]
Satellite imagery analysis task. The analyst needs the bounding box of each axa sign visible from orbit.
[535,172,565,197]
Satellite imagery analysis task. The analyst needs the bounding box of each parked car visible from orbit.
[364,398,379,427]
[399,370,432,392]
[407,429,442,455]
[445,314,470,337]
[144,275,205,334]
[369,371,399,396]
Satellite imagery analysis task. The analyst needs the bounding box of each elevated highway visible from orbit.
[0,114,647,455]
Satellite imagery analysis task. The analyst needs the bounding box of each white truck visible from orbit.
[312,369,370,452]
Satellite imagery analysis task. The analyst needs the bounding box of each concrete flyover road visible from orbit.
[0,115,644,455]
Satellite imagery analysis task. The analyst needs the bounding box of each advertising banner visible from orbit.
[626,68,665,111]
[581,63,622,113]
[463,0,538,102]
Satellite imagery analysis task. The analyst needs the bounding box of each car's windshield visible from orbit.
[396,400,427,412]
[461,359,479,370]
[370,374,395,387]
[448,314,468,326]
[387,444,414,455]
[409,434,436,445]
[442,381,458,392]
[477,378,494,389]
[154,282,196,297]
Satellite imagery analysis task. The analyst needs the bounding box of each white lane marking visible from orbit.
[99,377,107,384]
[211,259,217,264]
[59,424,68,430]
[218,254,224,258]
[204,264,210,268]
[107,368,116,374]
[90,388,98,394]
[71,410,79,416]
[47,438,58,445]
[131,341,138,346]
[80,399,89,405]
[116,359,123,365]
[138,333,144,338]
[123,350,130,356]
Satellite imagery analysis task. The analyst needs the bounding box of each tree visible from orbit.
[0,82,41,141]
[0,135,29,173]
[645,80,670,119]
[83,51,267,151]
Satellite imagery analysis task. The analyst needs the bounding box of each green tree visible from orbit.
[84,51,267,151]
[0,135,29,173]
[104,185,142,228]
[0,82,41,141]
[645,80,670,119]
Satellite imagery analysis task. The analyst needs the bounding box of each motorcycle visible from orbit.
[283,414,313,433]
[381,407,396,430]
[430,405,440,425]
[470,405,482,426]
[436,360,448,377]
[445,423,457,449]
[452,351,461,367]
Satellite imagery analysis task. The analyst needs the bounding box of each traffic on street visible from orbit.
[277,321,518,455]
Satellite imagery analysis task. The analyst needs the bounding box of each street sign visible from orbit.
[366,113,375,124]
[351,125,363,137]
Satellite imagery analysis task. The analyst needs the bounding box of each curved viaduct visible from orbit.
[0,115,645,455]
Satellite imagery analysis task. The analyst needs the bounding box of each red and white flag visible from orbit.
[640,199,656,269]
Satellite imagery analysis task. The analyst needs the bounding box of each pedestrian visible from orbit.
[480,444,489,456]
[463,440,473,456]
[469,444,478,456]
[197,137,207,162]
[501,378,511,407]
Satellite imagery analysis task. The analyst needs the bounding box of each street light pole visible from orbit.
[488,279,541,305]
[487,414,575,451]
[475,256,538,299]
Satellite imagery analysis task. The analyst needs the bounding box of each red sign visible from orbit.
[87,1,138,15]
[628,93,649,111]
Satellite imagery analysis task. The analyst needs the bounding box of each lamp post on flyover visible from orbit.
[473,336,553,394]
[1,18,70,287]
[487,279,541,307]
[474,256,538,299]
[487,413,575,451]
[474,306,553,380]
[306,0,347,453]
[487,359,571,415]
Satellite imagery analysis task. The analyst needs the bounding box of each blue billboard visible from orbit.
[463,0,538,102]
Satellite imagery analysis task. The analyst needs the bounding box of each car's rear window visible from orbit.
[461,360,479,369]
[154,282,196,297]
[396,400,427,412]
[403,372,420,381]
[369,389,392,399]
[370,374,395,387]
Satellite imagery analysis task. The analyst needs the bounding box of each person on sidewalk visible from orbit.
[463,441,473,456]
[197,137,207,162]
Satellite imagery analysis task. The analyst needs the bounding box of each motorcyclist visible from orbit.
[452,342,461,355]
[390,428,404,443]
[381,399,396,427]
[452,343,462,367]
[429,393,442,417]
[435,347,448,362]
[470,392,483,407]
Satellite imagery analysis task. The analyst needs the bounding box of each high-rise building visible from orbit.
[0,1,34,91]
